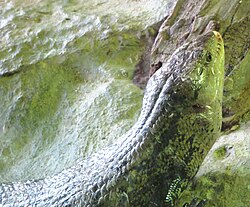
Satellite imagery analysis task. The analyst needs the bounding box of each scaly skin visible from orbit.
[0,31,224,207]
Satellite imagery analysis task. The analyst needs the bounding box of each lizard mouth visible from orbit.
[212,31,224,55]
[213,31,223,42]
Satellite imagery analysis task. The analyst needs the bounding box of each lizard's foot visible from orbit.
[182,198,207,207]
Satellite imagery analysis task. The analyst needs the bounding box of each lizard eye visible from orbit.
[206,51,212,62]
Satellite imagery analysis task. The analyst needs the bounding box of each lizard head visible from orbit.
[142,31,225,127]
[184,31,225,106]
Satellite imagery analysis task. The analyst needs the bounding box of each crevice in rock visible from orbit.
[132,21,163,89]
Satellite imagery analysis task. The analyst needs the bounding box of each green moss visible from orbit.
[177,172,250,207]
[14,61,81,128]
[222,8,250,125]
[84,29,145,80]
[213,145,227,160]
[223,51,250,124]
[0,57,84,176]
[0,24,146,181]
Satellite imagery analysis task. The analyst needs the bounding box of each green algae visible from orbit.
[213,145,227,160]
[0,23,145,181]
[223,51,250,120]
[0,57,84,180]
[222,12,250,127]
[176,172,250,207]
[0,0,167,76]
